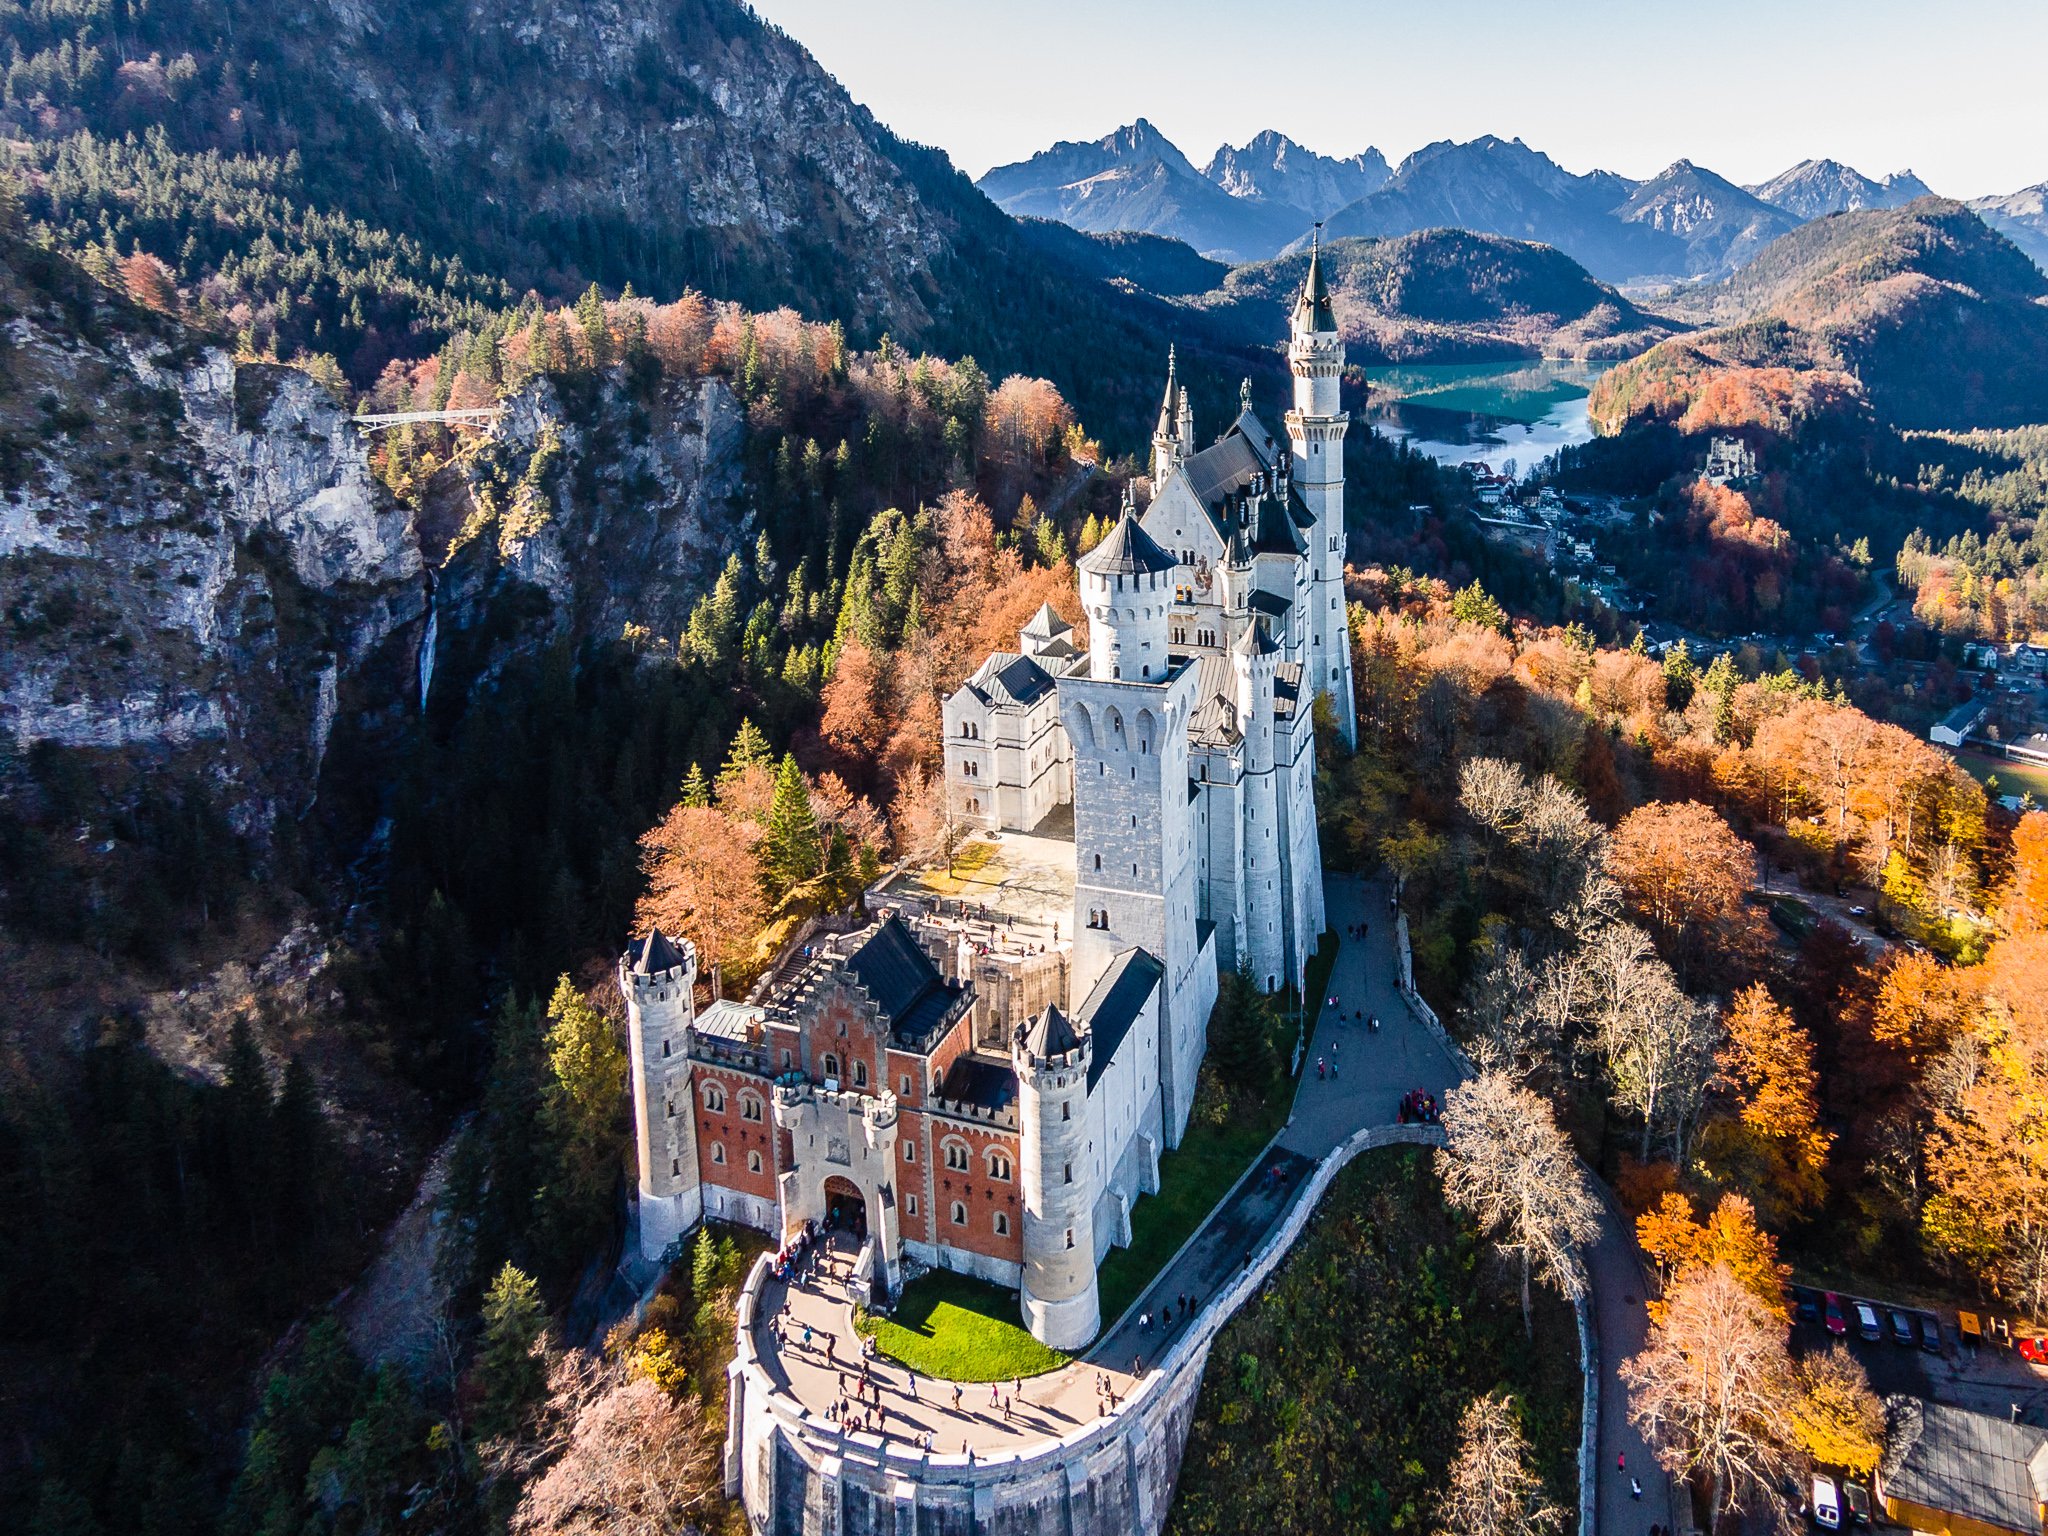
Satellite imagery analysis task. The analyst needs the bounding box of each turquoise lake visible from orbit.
[1365,359,1614,479]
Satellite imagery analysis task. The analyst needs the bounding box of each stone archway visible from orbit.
[823,1175,866,1242]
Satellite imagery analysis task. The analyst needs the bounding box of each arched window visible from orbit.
[703,1083,726,1113]
[1061,1101,1070,1122]
[944,1139,969,1172]
[711,1141,727,1165]
[747,1149,763,1173]
[853,1060,868,1088]
[951,1201,968,1227]
[822,1053,840,1081]
[1093,854,1101,871]
[993,1211,1010,1237]
[739,1094,763,1123]
[987,1150,1012,1181]
[1063,1162,1073,1184]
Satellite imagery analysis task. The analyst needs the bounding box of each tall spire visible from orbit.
[1155,344,1178,438]
[1292,223,1335,334]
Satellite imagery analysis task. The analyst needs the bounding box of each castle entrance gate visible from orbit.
[823,1176,867,1241]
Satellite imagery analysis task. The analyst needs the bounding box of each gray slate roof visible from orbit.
[1021,1002,1081,1058]
[631,929,688,975]
[1080,507,1178,578]
[1076,948,1164,1090]
[1882,1396,2048,1534]
[937,1054,1018,1114]
[1022,602,1072,640]
[841,915,965,1047]
[964,651,1058,709]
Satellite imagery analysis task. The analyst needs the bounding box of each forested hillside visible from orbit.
[1188,229,1681,362]
[0,0,1271,443]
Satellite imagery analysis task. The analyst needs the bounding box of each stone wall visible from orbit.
[724,1123,1448,1536]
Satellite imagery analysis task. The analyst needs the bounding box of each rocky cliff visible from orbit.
[0,240,425,844]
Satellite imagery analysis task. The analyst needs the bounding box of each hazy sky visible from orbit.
[749,0,2047,198]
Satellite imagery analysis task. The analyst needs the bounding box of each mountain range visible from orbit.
[978,121,1391,262]
[979,124,2046,287]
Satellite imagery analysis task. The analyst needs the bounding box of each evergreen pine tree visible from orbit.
[679,763,711,808]
[763,754,822,900]
[573,282,609,367]
[472,1264,548,1439]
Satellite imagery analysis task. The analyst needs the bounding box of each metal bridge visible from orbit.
[351,406,505,433]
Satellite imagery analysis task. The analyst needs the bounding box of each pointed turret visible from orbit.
[1152,345,1185,483]
[1291,227,1336,335]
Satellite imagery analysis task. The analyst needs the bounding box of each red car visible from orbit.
[2018,1336,2048,1364]
[1824,1292,1848,1337]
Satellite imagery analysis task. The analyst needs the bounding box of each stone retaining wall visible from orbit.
[724,1123,1447,1536]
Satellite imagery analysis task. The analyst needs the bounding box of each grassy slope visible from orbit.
[1167,1146,1581,1536]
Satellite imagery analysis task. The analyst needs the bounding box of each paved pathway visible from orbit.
[744,874,1671,1533]
[1588,1186,1677,1535]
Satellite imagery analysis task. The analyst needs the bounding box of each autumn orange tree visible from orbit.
[1607,799,1763,980]
[1698,984,1832,1223]
[1921,933,2048,1313]
[2001,810,2048,936]
[1635,1191,1789,1323]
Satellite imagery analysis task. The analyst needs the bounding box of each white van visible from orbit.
[1813,1474,1842,1529]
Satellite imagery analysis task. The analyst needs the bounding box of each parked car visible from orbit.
[1813,1474,1842,1530]
[1849,905,1869,917]
[1825,1292,1848,1336]
[1844,1480,1872,1525]
[2017,1335,2048,1365]
[1920,1314,1943,1353]
[1855,1301,1882,1341]
[1891,1309,1917,1345]
[1794,1287,1821,1325]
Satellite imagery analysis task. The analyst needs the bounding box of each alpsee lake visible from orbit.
[1365,359,1615,479]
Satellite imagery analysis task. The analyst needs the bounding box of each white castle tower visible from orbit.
[621,929,702,1261]
[1013,1005,1098,1348]
[1284,232,1358,747]
[1231,615,1287,988]
[1064,502,1208,1139]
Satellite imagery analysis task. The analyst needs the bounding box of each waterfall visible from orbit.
[417,582,439,709]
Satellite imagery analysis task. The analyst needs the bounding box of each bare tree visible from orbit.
[1621,1262,1799,1531]
[1590,922,1722,1162]
[1435,1391,1568,1536]
[513,1358,723,1536]
[1438,1071,1601,1337]
[1461,756,1530,849]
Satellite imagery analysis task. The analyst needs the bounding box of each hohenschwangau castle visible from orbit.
[621,250,1352,1349]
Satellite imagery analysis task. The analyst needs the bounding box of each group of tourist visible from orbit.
[1136,1288,1201,1337]
[1397,1088,1440,1124]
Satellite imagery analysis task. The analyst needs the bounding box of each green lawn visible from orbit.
[856,1269,1069,1382]
[1093,935,1334,1329]
[1955,748,2048,803]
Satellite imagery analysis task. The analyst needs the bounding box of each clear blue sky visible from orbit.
[750,0,2046,198]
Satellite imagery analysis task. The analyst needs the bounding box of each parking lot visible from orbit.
[1789,1288,2048,1426]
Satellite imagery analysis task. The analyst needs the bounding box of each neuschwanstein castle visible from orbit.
[620,249,1353,1349]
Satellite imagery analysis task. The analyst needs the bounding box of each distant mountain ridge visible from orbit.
[982,121,2048,288]
[978,121,1388,261]
[1746,158,1933,220]
[1969,183,2048,274]
[1202,131,1391,216]
[1182,228,1683,364]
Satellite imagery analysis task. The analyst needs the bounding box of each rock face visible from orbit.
[426,371,752,672]
[0,239,425,839]
[1971,182,2048,274]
